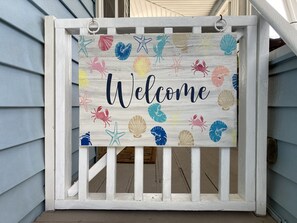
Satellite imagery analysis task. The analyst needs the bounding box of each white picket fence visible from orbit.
[44,16,269,215]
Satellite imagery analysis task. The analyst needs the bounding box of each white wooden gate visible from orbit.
[44,15,269,215]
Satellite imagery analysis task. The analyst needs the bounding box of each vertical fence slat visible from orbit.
[134,146,144,201]
[106,147,117,200]
[191,147,201,202]
[162,147,172,201]
[55,28,72,200]
[219,147,230,201]
[79,147,89,200]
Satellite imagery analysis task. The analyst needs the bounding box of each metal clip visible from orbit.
[215,14,227,32]
[87,18,100,35]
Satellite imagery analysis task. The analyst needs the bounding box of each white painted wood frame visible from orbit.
[55,26,73,201]
[45,15,267,212]
[44,16,56,211]
[252,8,269,216]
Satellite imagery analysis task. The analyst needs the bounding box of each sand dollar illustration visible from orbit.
[133,55,151,77]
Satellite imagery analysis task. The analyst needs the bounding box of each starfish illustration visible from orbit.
[79,91,92,112]
[133,35,152,54]
[171,57,181,74]
[78,36,93,57]
[105,122,125,146]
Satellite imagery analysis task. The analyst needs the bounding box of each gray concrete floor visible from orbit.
[36,148,276,223]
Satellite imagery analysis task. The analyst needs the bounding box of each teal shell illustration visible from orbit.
[232,73,238,90]
[115,42,132,60]
[151,126,167,145]
[209,121,227,142]
[220,34,236,55]
[148,103,167,123]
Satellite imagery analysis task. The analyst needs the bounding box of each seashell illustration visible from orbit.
[115,42,132,60]
[220,34,237,55]
[211,66,230,87]
[232,73,238,90]
[218,90,235,110]
[151,126,167,145]
[80,132,92,146]
[209,121,227,142]
[172,34,190,52]
[128,115,146,138]
[148,103,167,123]
[79,69,89,88]
[133,56,151,77]
[178,130,194,146]
[98,35,113,51]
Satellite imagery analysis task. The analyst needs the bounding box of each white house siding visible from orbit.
[268,45,297,223]
[0,1,96,222]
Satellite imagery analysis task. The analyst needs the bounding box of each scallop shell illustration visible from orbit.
[209,120,227,143]
[218,90,235,110]
[220,34,237,55]
[172,34,190,52]
[151,126,167,145]
[232,73,238,90]
[178,130,194,146]
[148,103,167,123]
[128,115,146,138]
[211,66,230,87]
[98,35,113,51]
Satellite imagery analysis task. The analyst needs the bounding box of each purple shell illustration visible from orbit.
[151,126,167,145]
[80,132,92,146]
[148,103,167,123]
[232,73,238,91]
[209,121,227,142]
[115,42,132,60]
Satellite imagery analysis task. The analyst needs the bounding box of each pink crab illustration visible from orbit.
[91,106,111,128]
[189,114,207,132]
[191,59,209,77]
[88,56,107,78]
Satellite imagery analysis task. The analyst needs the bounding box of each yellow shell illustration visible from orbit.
[133,56,151,77]
[178,130,194,146]
[79,69,89,88]
[218,90,235,110]
[128,115,147,138]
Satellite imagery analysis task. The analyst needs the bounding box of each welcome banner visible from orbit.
[79,33,237,147]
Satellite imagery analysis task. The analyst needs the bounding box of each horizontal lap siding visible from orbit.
[268,46,297,223]
[0,0,94,222]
